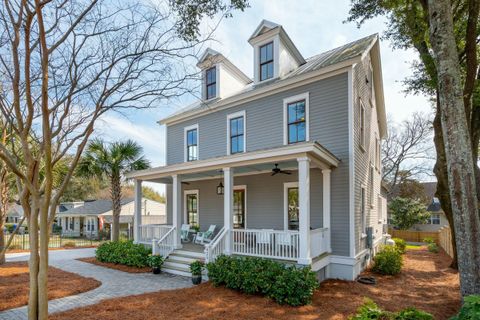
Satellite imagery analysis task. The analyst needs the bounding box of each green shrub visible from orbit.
[206,255,319,306]
[372,245,403,275]
[423,237,435,244]
[349,299,433,320]
[96,240,150,268]
[190,261,204,276]
[427,243,439,253]
[450,295,480,320]
[396,307,434,319]
[392,238,406,254]
[147,255,164,268]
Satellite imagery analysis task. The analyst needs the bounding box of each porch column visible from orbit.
[298,157,311,265]
[322,169,332,253]
[133,179,142,243]
[223,167,234,254]
[172,174,182,248]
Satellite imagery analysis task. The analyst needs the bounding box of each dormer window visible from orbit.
[259,42,274,81]
[206,67,216,99]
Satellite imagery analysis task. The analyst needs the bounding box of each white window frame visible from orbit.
[184,124,199,162]
[283,181,299,231]
[233,185,247,229]
[227,111,246,155]
[359,99,366,151]
[369,164,375,208]
[360,185,367,238]
[283,92,310,145]
[253,36,280,83]
[184,189,200,226]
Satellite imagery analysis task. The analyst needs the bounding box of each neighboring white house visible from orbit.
[5,203,24,224]
[126,20,388,280]
[57,198,165,238]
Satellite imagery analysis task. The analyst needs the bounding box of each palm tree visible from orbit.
[78,139,150,241]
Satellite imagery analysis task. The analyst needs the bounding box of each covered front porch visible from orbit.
[129,142,339,265]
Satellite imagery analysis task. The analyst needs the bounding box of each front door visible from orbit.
[233,189,246,229]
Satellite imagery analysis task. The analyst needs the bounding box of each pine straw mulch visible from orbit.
[77,257,150,273]
[51,248,460,320]
[0,261,101,311]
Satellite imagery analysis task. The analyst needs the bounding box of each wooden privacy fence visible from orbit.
[388,229,439,244]
[438,226,454,258]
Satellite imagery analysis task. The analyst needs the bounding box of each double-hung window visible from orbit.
[360,100,366,150]
[206,67,216,100]
[287,100,306,144]
[259,42,274,81]
[185,126,198,162]
[228,112,245,154]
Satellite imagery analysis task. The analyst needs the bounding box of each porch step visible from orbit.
[161,248,205,278]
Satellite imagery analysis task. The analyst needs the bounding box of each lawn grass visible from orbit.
[406,244,424,250]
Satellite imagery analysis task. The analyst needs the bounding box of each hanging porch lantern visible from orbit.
[216,182,224,195]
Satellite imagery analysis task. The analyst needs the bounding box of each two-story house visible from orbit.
[127,20,388,281]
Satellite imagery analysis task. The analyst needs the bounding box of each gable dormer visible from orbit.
[197,48,251,101]
[249,20,306,84]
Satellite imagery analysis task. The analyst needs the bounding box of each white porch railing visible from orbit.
[204,227,227,263]
[153,226,176,258]
[139,224,171,243]
[231,229,300,261]
[310,227,329,258]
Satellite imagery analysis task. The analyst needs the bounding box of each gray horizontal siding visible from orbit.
[166,169,323,232]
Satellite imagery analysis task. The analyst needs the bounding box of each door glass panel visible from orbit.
[288,187,299,230]
[233,189,245,229]
[186,194,198,226]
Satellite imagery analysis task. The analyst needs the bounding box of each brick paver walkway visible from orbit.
[0,249,192,319]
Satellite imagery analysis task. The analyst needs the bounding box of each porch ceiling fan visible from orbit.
[271,163,292,176]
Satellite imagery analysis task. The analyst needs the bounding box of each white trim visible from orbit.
[283,181,299,231]
[360,184,367,240]
[184,124,199,162]
[283,92,310,145]
[330,255,357,266]
[233,185,247,229]
[369,164,375,208]
[359,99,366,152]
[184,189,199,226]
[126,142,339,180]
[348,67,356,258]
[227,110,247,155]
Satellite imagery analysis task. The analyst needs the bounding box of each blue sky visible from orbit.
[96,0,432,192]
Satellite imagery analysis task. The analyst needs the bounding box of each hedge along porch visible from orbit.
[127,142,339,267]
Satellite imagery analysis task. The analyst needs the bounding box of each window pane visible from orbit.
[288,187,299,230]
[260,64,268,80]
[267,62,273,78]
[231,136,238,154]
[288,124,297,143]
[288,104,296,123]
[297,122,306,142]
[230,118,238,136]
[296,101,305,121]
[237,134,244,152]
[266,42,273,60]
[237,117,244,134]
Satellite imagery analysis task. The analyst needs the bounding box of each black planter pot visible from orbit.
[152,267,161,274]
[192,275,202,285]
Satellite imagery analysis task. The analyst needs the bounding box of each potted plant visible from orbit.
[190,261,204,285]
[147,254,164,274]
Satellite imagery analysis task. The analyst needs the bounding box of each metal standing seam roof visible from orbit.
[161,34,378,123]
[57,198,134,216]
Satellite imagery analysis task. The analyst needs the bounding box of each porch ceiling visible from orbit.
[126,141,340,183]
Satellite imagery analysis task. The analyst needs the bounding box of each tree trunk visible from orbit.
[428,0,480,297]
[0,230,5,265]
[37,204,49,319]
[111,174,122,242]
[433,100,458,269]
[28,209,39,320]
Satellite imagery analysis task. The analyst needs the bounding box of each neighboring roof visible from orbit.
[160,34,380,126]
[57,198,134,216]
